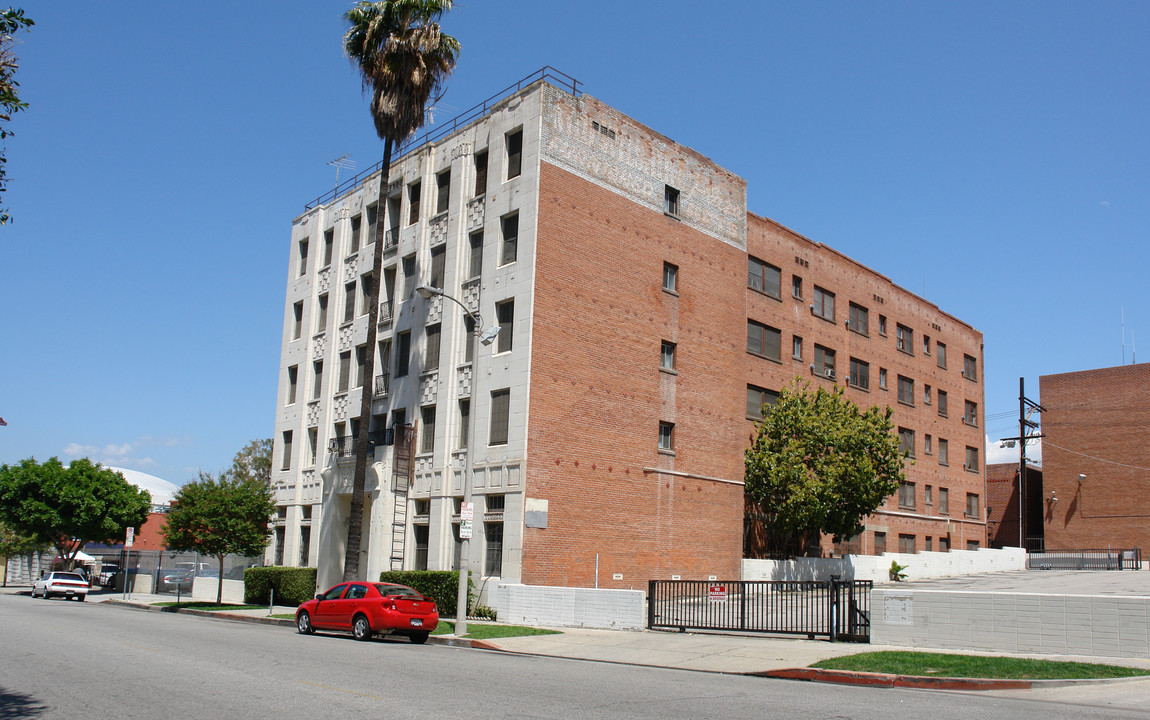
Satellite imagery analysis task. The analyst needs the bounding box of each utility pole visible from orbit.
[1003,378,1045,550]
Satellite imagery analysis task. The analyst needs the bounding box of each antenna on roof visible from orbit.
[327,154,356,196]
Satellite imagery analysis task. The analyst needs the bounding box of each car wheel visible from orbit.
[410,631,429,645]
[296,611,314,635]
[351,614,372,641]
[78,595,85,602]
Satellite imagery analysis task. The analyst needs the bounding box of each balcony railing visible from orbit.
[378,301,392,326]
[384,227,399,250]
[375,372,390,397]
[328,435,363,458]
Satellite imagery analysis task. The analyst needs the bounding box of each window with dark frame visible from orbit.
[338,351,351,393]
[879,367,887,390]
[343,281,356,323]
[316,294,329,333]
[747,320,781,361]
[496,299,514,354]
[966,492,980,518]
[938,438,949,466]
[360,275,371,317]
[312,360,323,400]
[287,365,298,405]
[355,345,366,388]
[489,388,510,446]
[402,255,416,298]
[424,323,442,371]
[420,405,436,454]
[939,488,949,515]
[350,215,361,254]
[964,400,978,426]
[468,231,483,278]
[874,532,887,555]
[500,213,518,265]
[792,336,803,360]
[849,357,869,389]
[878,315,887,336]
[298,238,308,276]
[937,342,947,369]
[965,446,979,472]
[664,185,680,216]
[663,262,678,293]
[407,181,421,225]
[458,399,470,449]
[435,169,450,215]
[661,340,676,371]
[814,345,836,377]
[899,534,916,554]
[484,522,504,576]
[896,324,913,354]
[938,389,948,417]
[848,302,869,335]
[323,229,334,267]
[658,421,675,452]
[748,256,781,299]
[898,428,915,457]
[395,331,410,378]
[746,385,778,419]
[792,275,803,300]
[281,430,293,471]
[292,302,303,340]
[897,375,914,405]
[474,150,488,197]
[505,129,523,180]
[924,384,932,406]
[812,286,835,321]
[963,354,978,381]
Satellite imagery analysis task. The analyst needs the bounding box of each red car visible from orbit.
[295,582,438,643]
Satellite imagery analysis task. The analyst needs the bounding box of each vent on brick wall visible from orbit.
[591,120,616,140]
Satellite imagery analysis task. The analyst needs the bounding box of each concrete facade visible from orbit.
[270,75,985,597]
[1040,363,1150,553]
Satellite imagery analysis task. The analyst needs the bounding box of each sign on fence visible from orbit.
[708,584,727,602]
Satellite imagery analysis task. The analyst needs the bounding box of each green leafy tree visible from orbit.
[0,520,47,586]
[228,438,271,486]
[0,8,33,225]
[0,457,151,569]
[744,380,907,558]
[341,0,460,581]
[162,471,276,604]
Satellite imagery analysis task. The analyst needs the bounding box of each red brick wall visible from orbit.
[1041,364,1150,551]
[523,162,746,587]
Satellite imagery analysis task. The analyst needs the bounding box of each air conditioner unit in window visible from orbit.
[825,369,835,379]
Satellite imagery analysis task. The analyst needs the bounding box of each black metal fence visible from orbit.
[1028,548,1142,570]
[648,578,872,642]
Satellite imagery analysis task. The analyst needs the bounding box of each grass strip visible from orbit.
[432,621,562,640]
[813,651,1149,680]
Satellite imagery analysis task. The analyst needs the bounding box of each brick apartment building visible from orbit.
[1040,364,1150,552]
[270,70,986,593]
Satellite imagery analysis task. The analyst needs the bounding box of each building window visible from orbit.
[663,262,678,293]
[337,351,351,393]
[500,213,518,266]
[496,299,514,354]
[924,384,932,406]
[873,531,887,555]
[468,231,483,279]
[878,315,887,336]
[658,421,675,452]
[425,323,441,370]
[849,358,869,390]
[420,405,436,454]
[814,345,836,378]
[664,185,680,217]
[281,430,293,471]
[812,286,835,321]
[792,336,803,360]
[350,215,362,254]
[343,281,356,323]
[965,446,979,472]
[747,320,782,361]
[307,428,318,466]
[964,400,978,426]
[896,324,913,355]
[879,368,887,390]
[966,493,980,519]
[315,294,328,333]
[356,345,366,388]
[414,525,429,571]
[407,181,421,225]
[748,256,781,299]
[791,275,802,300]
[898,534,916,554]
[366,204,377,245]
[746,385,779,419]
[925,484,933,504]
[489,388,510,446]
[487,494,505,512]
[661,340,676,371]
[963,354,978,381]
[923,335,931,355]
[360,275,371,316]
[924,434,932,455]
[402,254,416,298]
[939,487,949,515]
[924,536,932,552]
[505,129,523,180]
[312,360,323,400]
[898,428,915,458]
[938,438,949,466]
[274,527,285,566]
[435,168,450,215]
[966,540,979,551]
[322,229,334,267]
[848,303,869,335]
[458,399,469,449]
[297,238,309,276]
[287,365,298,405]
[897,375,914,406]
[395,331,410,378]
[429,245,446,290]
[463,315,475,363]
[939,536,950,552]
[937,341,947,368]
[938,390,948,417]
[292,302,303,340]
[484,521,504,577]
[474,150,488,197]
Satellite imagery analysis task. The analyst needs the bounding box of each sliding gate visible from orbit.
[648,578,872,642]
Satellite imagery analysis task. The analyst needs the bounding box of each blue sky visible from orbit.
[3,1,1147,483]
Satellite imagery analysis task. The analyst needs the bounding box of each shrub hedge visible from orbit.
[379,570,473,616]
[244,566,317,606]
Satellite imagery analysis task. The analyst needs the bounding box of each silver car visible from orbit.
[31,571,89,601]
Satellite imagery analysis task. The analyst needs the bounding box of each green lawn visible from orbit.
[432,621,561,640]
[813,651,1150,680]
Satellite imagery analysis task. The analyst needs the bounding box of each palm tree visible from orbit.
[341,0,460,582]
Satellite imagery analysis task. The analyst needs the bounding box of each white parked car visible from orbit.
[32,572,89,601]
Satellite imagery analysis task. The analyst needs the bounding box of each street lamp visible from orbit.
[415,283,499,637]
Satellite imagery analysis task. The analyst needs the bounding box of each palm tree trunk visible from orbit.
[344,138,395,582]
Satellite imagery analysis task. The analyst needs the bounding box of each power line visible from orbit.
[1042,441,1150,473]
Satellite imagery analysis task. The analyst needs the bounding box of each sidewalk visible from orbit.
[7,584,1150,691]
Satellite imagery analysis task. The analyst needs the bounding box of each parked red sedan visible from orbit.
[295,582,438,643]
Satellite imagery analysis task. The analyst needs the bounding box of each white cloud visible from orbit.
[62,440,162,471]
[1100,200,1111,206]
[985,433,1041,466]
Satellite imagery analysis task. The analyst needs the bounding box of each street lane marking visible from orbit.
[298,680,388,700]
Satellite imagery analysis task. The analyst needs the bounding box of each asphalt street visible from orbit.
[3,592,1150,719]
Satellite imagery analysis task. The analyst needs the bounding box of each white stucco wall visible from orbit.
[742,547,1027,582]
[491,583,645,630]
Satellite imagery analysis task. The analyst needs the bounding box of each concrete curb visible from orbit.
[758,668,1034,691]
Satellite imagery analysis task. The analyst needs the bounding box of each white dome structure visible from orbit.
[106,467,180,507]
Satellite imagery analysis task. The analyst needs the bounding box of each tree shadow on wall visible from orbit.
[0,686,49,719]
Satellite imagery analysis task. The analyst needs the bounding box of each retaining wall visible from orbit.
[742,547,1027,582]
[491,583,645,630]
